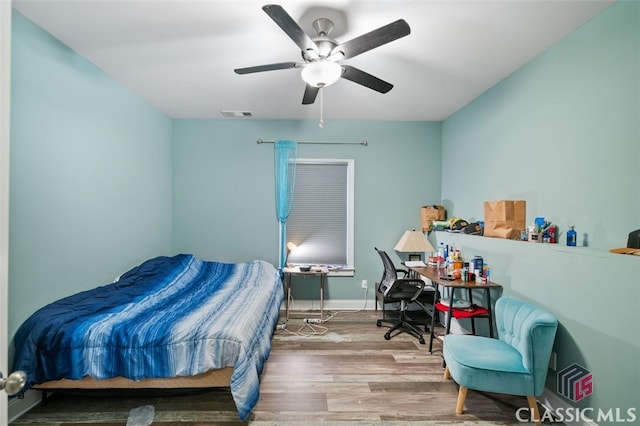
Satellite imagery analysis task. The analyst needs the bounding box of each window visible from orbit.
[285,159,354,275]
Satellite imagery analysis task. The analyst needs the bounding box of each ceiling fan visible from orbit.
[234,4,411,105]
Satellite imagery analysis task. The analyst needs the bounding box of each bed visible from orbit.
[12,253,284,420]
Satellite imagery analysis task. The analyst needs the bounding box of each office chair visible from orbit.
[443,296,558,425]
[374,247,431,344]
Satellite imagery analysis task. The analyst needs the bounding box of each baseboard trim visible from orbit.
[283,298,375,312]
[282,298,438,313]
[8,389,42,423]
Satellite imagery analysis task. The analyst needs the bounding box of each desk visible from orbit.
[283,269,327,320]
[407,265,502,353]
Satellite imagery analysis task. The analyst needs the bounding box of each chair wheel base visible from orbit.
[384,333,391,340]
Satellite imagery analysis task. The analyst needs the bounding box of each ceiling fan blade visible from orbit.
[263,4,318,53]
[234,62,300,75]
[341,65,393,93]
[302,85,320,105]
[332,19,410,60]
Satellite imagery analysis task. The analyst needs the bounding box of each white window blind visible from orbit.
[285,159,354,268]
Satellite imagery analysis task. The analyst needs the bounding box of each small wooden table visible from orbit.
[282,269,327,320]
[406,265,502,353]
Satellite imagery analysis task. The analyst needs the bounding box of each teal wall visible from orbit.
[442,2,638,250]
[9,11,173,338]
[440,1,639,419]
[171,119,442,300]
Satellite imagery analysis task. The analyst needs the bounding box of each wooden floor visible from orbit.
[11,310,548,425]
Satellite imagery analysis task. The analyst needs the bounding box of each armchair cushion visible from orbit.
[444,334,533,395]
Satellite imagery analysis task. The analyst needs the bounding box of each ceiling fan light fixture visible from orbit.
[301,61,342,88]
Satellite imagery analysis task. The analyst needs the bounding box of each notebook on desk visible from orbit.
[404,260,427,268]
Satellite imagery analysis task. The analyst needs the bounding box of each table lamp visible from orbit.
[394,230,435,261]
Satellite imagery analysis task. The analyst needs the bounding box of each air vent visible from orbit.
[221,110,253,118]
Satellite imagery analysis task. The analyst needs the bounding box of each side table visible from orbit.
[282,269,328,320]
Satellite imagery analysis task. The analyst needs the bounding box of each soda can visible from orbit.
[473,256,483,274]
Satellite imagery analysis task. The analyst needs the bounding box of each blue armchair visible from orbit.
[443,296,558,425]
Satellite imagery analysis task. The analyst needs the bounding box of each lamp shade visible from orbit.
[301,61,342,88]
[286,241,298,252]
[394,230,435,253]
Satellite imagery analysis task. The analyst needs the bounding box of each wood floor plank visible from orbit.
[253,392,328,412]
[259,381,371,394]
[265,353,397,364]
[270,340,418,351]
[368,381,459,393]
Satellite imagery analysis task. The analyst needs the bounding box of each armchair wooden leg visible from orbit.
[456,385,467,415]
[527,396,541,425]
[443,367,451,379]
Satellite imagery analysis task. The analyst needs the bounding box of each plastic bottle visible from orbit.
[567,226,577,247]
[453,248,463,269]
[549,225,556,243]
[446,255,454,274]
[437,243,446,267]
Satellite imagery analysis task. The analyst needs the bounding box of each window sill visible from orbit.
[327,269,355,277]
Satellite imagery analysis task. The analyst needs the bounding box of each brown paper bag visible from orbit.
[483,200,526,239]
[421,205,446,232]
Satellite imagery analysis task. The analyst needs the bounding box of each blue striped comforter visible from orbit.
[12,254,284,420]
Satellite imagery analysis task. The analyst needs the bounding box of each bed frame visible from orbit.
[33,367,233,390]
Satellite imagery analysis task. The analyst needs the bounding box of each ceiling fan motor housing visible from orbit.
[303,39,337,61]
[302,18,338,61]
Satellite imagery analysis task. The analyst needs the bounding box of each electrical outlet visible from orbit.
[361,279,368,289]
[549,351,557,371]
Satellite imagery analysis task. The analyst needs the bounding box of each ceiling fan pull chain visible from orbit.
[319,88,325,128]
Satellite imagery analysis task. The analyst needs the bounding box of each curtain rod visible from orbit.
[257,138,368,146]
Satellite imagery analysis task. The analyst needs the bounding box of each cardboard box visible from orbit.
[483,200,526,239]
[421,205,446,232]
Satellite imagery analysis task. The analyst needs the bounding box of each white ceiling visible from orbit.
[12,0,614,121]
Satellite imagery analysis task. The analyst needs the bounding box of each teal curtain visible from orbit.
[274,140,297,268]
